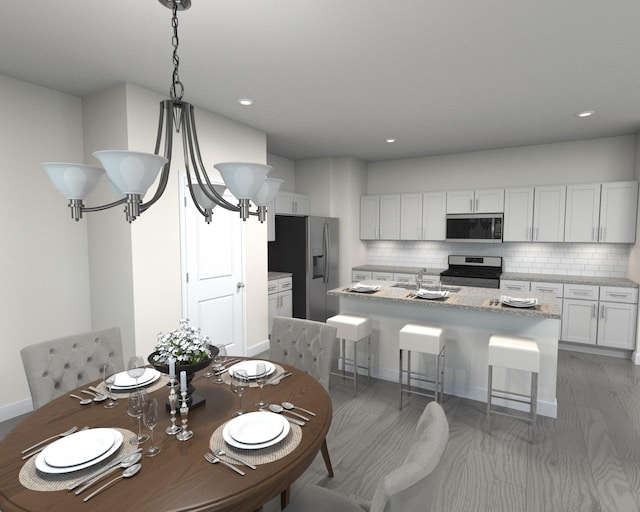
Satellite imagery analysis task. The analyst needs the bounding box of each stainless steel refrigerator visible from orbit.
[268,215,339,322]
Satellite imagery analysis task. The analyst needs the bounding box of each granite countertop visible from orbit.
[329,281,561,319]
[268,271,293,281]
[352,265,445,275]
[500,272,638,288]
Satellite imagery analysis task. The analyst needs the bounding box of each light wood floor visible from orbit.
[266,349,640,512]
[5,350,640,511]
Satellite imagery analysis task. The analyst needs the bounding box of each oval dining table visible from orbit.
[0,360,332,512]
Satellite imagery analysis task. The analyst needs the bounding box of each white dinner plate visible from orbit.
[500,296,538,308]
[228,360,276,380]
[348,284,381,293]
[44,428,117,468]
[35,429,123,474]
[111,368,161,389]
[415,289,449,300]
[228,411,285,445]
[223,412,290,450]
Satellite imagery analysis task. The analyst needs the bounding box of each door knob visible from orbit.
[237,282,245,290]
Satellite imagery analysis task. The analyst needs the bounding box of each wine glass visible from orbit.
[103,363,118,409]
[255,362,268,410]
[127,390,150,445]
[127,356,146,389]
[231,369,247,416]
[143,398,161,457]
[212,345,227,384]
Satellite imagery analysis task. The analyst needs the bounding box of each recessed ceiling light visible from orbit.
[576,110,595,118]
[237,98,254,106]
[385,138,396,143]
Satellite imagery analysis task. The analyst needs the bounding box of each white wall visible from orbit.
[0,75,90,418]
[267,153,296,192]
[367,136,637,193]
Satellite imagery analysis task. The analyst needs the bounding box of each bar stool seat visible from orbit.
[399,324,446,409]
[327,314,372,395]
[487,334,540,441]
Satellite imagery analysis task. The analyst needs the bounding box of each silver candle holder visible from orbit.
[165,377,182,435]
[176,390,193,441]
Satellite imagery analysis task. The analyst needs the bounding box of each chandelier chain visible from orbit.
[170,2,184,100]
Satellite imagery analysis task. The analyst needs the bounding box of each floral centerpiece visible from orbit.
[151,319,212,365]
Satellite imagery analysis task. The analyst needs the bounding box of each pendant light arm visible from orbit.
[81,197,128,213]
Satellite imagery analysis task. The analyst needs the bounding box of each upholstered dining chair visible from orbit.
[20,327,124,410]
[284,401,449,512]
[270,316,338,507]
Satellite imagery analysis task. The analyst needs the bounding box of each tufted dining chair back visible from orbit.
[20,327,124,410]
[269,316,337,391]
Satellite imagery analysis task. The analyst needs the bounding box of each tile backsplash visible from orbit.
[365,241,630,278]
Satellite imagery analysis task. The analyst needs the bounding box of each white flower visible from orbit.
[152,319,211,365]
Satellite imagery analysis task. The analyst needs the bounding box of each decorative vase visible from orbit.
[147,345,218,409]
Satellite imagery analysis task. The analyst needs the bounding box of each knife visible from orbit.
[67,448,142,491]
[283,415,305,426]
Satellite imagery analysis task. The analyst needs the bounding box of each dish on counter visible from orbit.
[348,283,381,293]
[414,289,449,300]
[500,295,538,308]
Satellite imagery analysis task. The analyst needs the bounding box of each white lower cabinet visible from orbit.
[352,270,372,282]
[561,298,598,345]
[500,280,530,292]
[268,277,292,335]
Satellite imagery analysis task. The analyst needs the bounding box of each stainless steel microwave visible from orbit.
[445,213,503,243]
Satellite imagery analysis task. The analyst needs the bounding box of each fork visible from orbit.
[212,448,256,470]
[204,453,245,475]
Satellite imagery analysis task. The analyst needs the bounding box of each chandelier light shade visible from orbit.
[39,0,281,224]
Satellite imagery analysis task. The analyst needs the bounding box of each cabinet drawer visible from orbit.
[267,281,278,294]
[600,286,638,304]
[372,271,394,281]
[393,273,415,284]
[352,271,372,282]
[531,282,564,298]
[278,277,292,292]
[501,280,530,292]
[564,284,599,300]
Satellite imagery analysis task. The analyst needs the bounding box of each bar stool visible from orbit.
[398,324,445,409]
[487,334,540,441]
[326,314,372,395]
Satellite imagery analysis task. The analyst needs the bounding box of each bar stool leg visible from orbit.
[435,348,441,403]
[340,338,346,380]
[530,372,538,442]
[353,340,358,396]
[399,349,404,409]
[440,346,445,402]
[367,336,371,384]
[486,364,493,433]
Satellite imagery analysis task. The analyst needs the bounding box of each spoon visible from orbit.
[269,372,292,385]
[75,452,142,495]
[268,403,307,423]
[281,401,316,417]
[83,463,141,502]
[81,389,108,402]
[69,394,92,405]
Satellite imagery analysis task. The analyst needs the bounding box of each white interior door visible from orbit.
[180,176,245,356]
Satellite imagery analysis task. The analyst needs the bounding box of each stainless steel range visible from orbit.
[440,255,502,289]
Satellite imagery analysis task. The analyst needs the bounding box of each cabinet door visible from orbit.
[379,194,401,240]
[503,187,534,242]
[475,189,504,213]
[279,290,293,318]
[372,271,394,281]
[274,191,294,215]
[268,293,278,335]
[599,181,638,243]
[352,270,372,281]
[501,280,530,292]
[393,273,416,284]
[597,302,636,349]
[531,281,563,298]
[565,183,601,242]
[360,196,380,239]
[400,193,423,240]
[533,185,566,242]
[446,190,474,214]
[561,299,598,345]
[422,192,446,240]
[293,194,310,216]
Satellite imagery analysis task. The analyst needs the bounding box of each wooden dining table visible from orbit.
[0,360,333,512]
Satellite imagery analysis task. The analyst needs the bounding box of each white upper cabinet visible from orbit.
[503,187,534,242]
[400,193,423,240]
[360,194,400,240]
[274,191,310,216]
[565,181,638,243]
[422,192,447,240]
[533,185,566,242]
[446,189,504,214]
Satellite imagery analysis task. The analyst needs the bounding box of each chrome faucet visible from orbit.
[415,270,424,291]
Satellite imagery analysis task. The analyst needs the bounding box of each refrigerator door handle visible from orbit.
[323,222,330,285]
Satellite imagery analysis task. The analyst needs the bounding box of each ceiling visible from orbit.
[2,1,640,162]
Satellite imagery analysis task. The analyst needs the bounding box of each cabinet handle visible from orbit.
[600,304,605,319]
[608,293,629,298]
[573,291,590,296]
[475,198,478,211]
[529,226,533,241]
[537,287,554,292]
[535,227,539,241]
[592,303,596,318]
[601,226,605,241]
[470,199,473,212]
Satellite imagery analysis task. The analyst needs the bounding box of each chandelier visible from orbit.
[40,0,282,224]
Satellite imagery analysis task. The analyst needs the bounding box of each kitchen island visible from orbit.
[328,282,561,417]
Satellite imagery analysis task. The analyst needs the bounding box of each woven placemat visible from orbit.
[95,374,170,397]
[209,419,302,466]
[482,299,551,313]
[218,363,286,388]
[19,428,137,492]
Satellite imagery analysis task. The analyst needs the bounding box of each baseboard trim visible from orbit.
[0,398,33,422]
[247,339,270,358]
